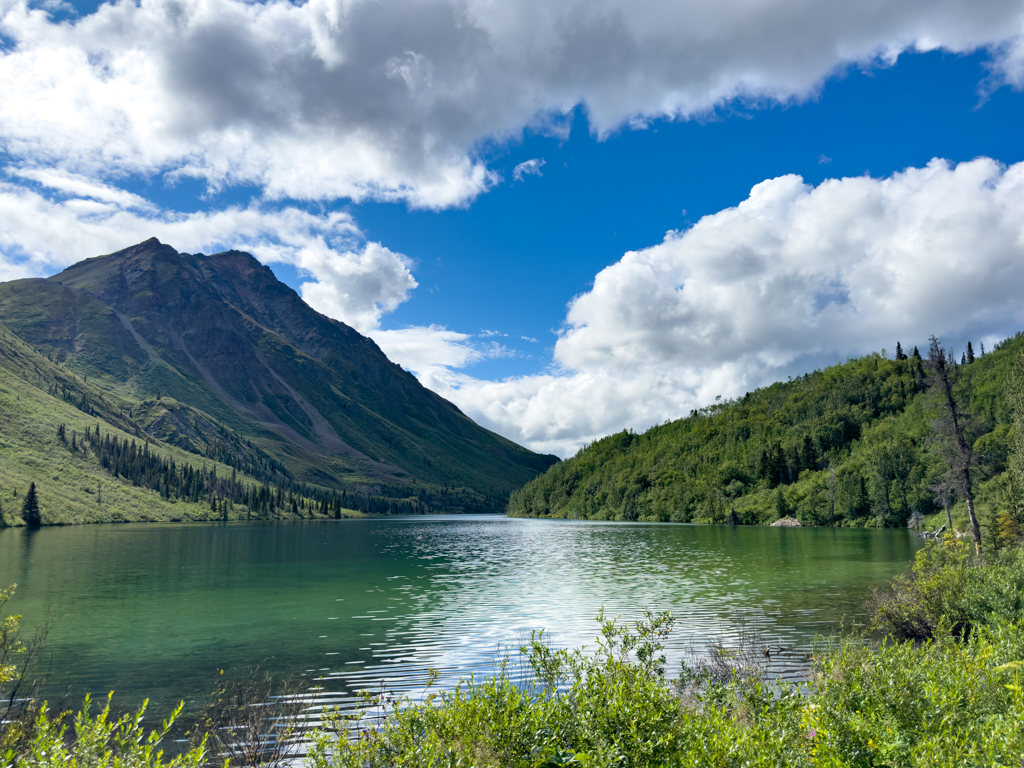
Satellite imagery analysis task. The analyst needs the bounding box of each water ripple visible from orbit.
[0,516,921,717]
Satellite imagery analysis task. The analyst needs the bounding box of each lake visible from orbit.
[0,516,922,716]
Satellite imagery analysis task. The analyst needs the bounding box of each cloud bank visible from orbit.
[1,0,1024,207]
[422,158,1024,456]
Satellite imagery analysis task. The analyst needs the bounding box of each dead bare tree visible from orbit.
[925,336,982,555]
[189,664,313,767]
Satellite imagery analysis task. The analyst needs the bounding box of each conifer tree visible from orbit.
[966,341,975,364]
[895,341,907,361]
[21,483,41,527]
[912,346,921,359]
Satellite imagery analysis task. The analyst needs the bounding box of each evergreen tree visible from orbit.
[966,341,975,364]
[895,341,907,361]
[800,435,816,471]
[961,352,967,365]
[912,346,922,359]
[21,483,41,527]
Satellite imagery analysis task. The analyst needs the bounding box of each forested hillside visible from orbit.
[509,336,1023,529]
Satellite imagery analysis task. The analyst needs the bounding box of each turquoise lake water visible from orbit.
[0,516,922,716]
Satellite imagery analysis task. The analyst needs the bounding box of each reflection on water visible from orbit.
[0,516,921,715]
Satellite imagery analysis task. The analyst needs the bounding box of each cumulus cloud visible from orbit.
[413,158,1024,456]
[513,158,545,182]
[1,0,1023,207]
[299,242,417,333]
[371,326,488,373]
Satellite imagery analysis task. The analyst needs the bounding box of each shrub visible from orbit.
[2,695,214,768]
[310,610,685,768]
[867,535,1024,640]
[310,608,1024,768]
[808,619,1024,767]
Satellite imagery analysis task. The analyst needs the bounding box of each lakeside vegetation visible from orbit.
[510,334,1023,534]
[309,554,1024,768]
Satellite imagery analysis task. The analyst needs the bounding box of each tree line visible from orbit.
[25,421,504,524]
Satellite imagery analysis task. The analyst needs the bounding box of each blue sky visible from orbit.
[3,0,1024,454]
[361,50,1024,380]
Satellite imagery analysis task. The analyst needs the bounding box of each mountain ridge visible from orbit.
[0,238,557,521]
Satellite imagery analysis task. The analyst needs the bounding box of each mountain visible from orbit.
[0,239,556,523]
[509,336,1022,529]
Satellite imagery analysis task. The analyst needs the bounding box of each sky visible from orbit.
[2,0,1024,457]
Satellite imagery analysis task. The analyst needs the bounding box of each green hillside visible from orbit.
[510,336,1023,530]
[0,239,557,523]
[0,319,500,525]
[0,322,275,525]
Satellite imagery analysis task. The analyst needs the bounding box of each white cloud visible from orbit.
[513,158,545,182]
[0,174,421,334]
[413,157,1024,456]
[371,325,515,382]
[11,168,157,212]
[1,0,1023,208]
[371,326,485,373]
[299,242,417,333]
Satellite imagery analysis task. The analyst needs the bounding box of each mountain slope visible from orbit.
[510,336,1022,528]
[0,321,254,524]
[0,239,556,514]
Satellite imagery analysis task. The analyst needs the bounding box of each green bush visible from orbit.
[807,620,1024,767]
[868,536,1024,640]
[310,610,684,768]
[1,695,214,768]
[310,607,1024,768]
